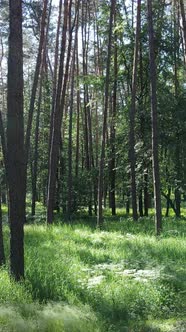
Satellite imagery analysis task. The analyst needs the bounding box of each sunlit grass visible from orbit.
[0,213,186,331]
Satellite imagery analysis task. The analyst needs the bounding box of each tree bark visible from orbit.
[7,0,25,280]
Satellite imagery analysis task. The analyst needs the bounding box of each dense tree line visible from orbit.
[0,0,185,279]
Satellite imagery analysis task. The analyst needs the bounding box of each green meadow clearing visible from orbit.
[0,207,186,332]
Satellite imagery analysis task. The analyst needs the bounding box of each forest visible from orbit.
[0,0,186,331]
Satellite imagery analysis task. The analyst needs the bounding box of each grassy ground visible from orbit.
[0,211,186,331]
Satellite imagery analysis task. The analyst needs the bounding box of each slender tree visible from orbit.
[147,0,162,235]
[47,0,77,224]
[97,0,116,228]
[128,0,141,221]
[109,8,118,216]
[67,8,79,219]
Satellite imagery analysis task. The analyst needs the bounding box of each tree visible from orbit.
[109,8,118,216]
[7,0,25,279]
[97,0,116,228]
[128,0,141,221]
[47,0,76,224]
[67,7,79,219]
[147,0,162,235]
[25,0,48,217]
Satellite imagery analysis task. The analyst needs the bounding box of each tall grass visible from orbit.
[0,215,185,331]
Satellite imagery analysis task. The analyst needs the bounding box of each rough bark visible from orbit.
[7,0,25,280]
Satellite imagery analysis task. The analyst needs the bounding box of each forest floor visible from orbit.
[0,208,186,331]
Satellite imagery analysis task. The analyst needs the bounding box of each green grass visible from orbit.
[0,214,186,331]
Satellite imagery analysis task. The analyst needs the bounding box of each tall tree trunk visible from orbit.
[32,0,51,216]
[47,0,75,224]
[97,0,116,228]
[7,0,25,280]
[21,0,48,224]
[109,11,118,216]
[75,45,80,178]
[128,0,141,221]
[81,1,92,216]
[31,75,43,216]
[49,0,62,155]
[174,0,181,217]
[67,12,79,219]
[47,0,69,224]
[147,0,162,235]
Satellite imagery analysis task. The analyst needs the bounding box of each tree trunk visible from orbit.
[67,13,79,219]
[47,0,69,224]
[75,40,80,179]
[165,186,171,217]
[147,0,162,235]
[49,0,62,156]
[138,189,143,217]
[31,75,43,216]
[25,0,48,163]
[144,172,149,216]
[47,0,75,224]
[128,0,141,222]
[173,1,181,217]
[109,11,117,216]
[81,1,92,216]
[97,0,116,228]
[7,0,25,280]
[126,190,130,215]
